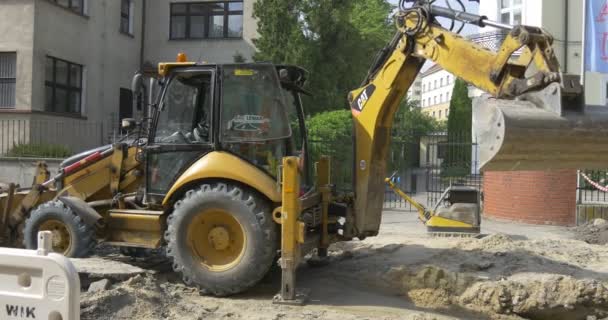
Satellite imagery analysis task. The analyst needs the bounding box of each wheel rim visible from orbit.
[38,219,72,255]
[186,209,246,272]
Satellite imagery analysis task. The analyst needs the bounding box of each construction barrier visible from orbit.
[0,231,80,320]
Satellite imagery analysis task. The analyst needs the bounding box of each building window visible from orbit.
[433,111,436,117]
[45,56,83,114]
[434,80,437,89]
[0,52,16,109]
[500,0,522,25]
[48,0,85,15]
[439,110,442,118]
[434,96,437,104]
[120,0,134,35]
[440,78,444,87]
[170,1,244,40]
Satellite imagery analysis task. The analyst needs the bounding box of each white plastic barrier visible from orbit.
[0,231,80,320]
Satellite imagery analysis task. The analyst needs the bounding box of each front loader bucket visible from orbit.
[474,88,608,171]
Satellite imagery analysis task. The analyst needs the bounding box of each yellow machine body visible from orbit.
[163,151,282,206]
[2,0,608,305]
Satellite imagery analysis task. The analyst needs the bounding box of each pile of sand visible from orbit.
[375,234,608,319]
[80,274,209,320]
[459,274,608,320]
[574,219,608,245]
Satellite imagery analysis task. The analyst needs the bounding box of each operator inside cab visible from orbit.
[221,65,293,177]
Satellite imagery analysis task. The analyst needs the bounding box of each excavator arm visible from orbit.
[346,2,608,238]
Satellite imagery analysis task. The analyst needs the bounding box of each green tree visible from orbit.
[444,78,473,177]
[252,0,394,114]
[389,99,444,170]
[306,110,353,190]
[394,99,444,137]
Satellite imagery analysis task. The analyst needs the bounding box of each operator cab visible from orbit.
[143,60,309,203]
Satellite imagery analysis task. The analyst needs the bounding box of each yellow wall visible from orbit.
[421,103,449,121]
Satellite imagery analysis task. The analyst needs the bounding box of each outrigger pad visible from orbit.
[473,90,608,171]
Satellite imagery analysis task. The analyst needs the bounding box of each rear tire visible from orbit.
[165,183,277,296]
[23,201,95,257]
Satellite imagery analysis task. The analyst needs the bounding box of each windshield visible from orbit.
[220,65,291,142]
[155,72,212,144]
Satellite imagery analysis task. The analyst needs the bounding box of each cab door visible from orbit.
[145,69,215,204]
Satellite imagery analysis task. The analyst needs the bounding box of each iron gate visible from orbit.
[384,131,481,211]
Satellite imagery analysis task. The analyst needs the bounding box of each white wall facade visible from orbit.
[0,0,258,153]
[406,76,422,105]
[144,0,258,65]
[0,0,36,111]
[420,68,454,121]
[32,0,143,124]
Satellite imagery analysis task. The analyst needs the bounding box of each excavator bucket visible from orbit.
[474,83,608,171]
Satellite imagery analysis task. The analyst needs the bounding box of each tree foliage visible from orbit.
[305,99,444,189]
[306,109,353,190]
[253,0,394,114]
[394,99,445,139]
[444,78,473,177]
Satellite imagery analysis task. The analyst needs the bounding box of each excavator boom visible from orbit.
[345,1,608,238]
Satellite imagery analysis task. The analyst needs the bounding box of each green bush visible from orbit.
[307,110,353,190]
[7,143,72,158]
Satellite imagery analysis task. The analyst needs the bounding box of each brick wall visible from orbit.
[483,170,577,226]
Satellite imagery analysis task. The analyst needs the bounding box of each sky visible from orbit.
[388,0,481,36]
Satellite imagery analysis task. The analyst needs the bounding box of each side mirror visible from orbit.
[121,118,137,131]
[131,73,144,111]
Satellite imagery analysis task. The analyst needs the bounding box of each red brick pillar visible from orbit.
[483,170,577,226]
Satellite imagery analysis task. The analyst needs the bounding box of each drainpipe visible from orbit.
[139,0,147,70]
[564,0,569,73]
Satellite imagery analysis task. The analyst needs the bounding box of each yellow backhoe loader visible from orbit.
[1,0,607,304]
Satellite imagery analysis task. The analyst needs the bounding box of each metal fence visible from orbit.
[577,170,608,224]
[309,130,481,212]
[0,118,122,159]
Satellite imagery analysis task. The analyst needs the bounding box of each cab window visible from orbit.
[155,71,212,144]
[220,65,291,142]
[220,65,292,177]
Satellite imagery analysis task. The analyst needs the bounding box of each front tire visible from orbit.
[23,201,95,257]
[165,183,277,296]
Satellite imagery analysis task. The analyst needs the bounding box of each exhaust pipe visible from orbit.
[474,83,608,171]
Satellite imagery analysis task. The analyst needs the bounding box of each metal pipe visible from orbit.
[139,0,147,70]
[429,5,514,31]
[564,0,569,73]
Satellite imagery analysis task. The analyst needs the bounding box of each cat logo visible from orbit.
[350,84,376,115]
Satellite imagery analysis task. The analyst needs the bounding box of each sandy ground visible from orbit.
[79,212,608,320]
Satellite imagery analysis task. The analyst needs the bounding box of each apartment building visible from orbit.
[419,64,453,121]
[0,0,256,154]
[406,76,422,105]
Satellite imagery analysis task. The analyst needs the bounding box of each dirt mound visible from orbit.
[80,274,209,320]
[382,264,608,319]
[457,233,517,252]
[574,219,608,245]
[384,265,477,308]
[460,275,608,320]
